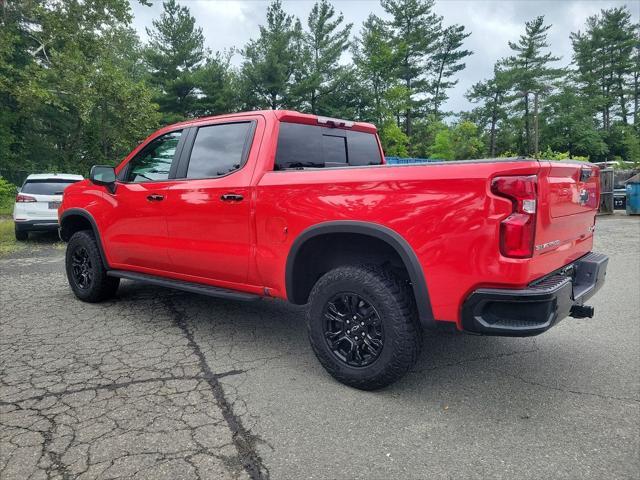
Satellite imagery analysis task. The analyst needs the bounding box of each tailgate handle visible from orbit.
[580,168,592,182]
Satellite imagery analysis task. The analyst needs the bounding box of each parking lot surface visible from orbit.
[1,214,639,480]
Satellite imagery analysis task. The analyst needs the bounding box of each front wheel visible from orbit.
[307,265,422,390]
[65,230,119,302]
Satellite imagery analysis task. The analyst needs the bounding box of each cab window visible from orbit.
[125,131,182,182]
[186,122,254,179]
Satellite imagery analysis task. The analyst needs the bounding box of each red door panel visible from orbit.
[102,181,173,271]
[165,179,251,283]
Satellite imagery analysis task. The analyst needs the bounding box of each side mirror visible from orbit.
[89,165,117,193]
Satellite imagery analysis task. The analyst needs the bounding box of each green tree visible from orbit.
[0,0,159,177]
[381,0,442,136]
[571,7,636,130]
[451,121,484,159]
[466,66,509,157]
[429,127,454,160]
[502,16,564,156]
[240,0,302,109]
[430,24,472,118]
[144,0,206,122]
[379,121,409,157]
[294,0,352,114]
[193,51,240,116]
[352,14,397,126]
[540,82,607,160]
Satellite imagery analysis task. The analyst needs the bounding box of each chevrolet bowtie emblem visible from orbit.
[579,189,589,206]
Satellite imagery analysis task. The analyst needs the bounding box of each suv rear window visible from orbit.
[275,122,382,170]
[21,179,79,195]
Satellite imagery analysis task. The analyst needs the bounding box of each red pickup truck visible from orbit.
[59,110,608,390]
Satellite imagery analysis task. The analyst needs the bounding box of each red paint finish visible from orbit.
[60,110,601,329]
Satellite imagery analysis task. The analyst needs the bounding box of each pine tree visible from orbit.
[294,0,352,114]
[466,66,509,157]
[193,51,239,117]
[240,0,301,110]
[352,15,397,126]
[430,24,472,118]
[541,81,608,160]
[381,0,442,136]
[144,0,206,122]
[502,16,563,156]
[571,7,636,130]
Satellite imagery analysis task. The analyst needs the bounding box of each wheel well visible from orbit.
[59,214,93,242]
[287,233,411,305]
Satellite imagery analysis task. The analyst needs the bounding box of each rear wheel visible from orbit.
[307,265,422,390]
[14,228,28,241]
[65,230,119,302]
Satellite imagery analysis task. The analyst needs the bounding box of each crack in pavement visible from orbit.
[162,297,269,480]
[0,370,246,408]
[491,368,640,404]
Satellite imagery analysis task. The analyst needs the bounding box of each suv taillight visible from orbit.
[16,194,36,203]
[491,175,537,258]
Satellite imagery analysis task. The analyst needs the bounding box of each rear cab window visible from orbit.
[275,122,382,170]
[21,179,80,195]
[185,122,254,179]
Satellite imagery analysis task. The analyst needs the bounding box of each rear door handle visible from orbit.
[220,193,244,202]
[146,194,164,202]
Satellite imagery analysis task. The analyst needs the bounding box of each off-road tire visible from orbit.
[65,230,119,302]
[307,264,422,390]
[15,228,28,241]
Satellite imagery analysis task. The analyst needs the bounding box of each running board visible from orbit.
[107,270,261,302]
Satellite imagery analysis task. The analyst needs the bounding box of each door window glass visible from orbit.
[186,123,253,179]
[125,131,182,182]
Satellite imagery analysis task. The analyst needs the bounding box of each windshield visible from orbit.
[21,179,80,195]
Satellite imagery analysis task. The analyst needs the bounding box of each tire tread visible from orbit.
[307,264,422,390]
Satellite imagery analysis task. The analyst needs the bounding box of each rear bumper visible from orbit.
[14,219,59,232]
[461,252,608,336]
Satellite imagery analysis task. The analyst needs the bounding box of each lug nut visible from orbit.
[353,316,357,320]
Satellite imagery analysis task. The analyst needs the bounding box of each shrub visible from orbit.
[0,177,17,215]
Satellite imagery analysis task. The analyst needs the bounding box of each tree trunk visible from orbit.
[433,58,446,117]
[634,69,639,126]
[533,92,539,159]
[617,76,628,124]
[524,93,530,156]
[489,92,499,157]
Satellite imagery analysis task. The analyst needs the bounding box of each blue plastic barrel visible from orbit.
[626,178,640,215]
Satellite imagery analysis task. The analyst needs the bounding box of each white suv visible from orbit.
[13,174,84,240]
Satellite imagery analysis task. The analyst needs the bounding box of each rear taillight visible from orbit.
[491,175,537,258]
[16,194,36,203]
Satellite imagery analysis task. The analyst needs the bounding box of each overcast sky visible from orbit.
[130,0,638,113]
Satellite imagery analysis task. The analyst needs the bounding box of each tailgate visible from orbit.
[532,161,599,270]
[548,162,599,217]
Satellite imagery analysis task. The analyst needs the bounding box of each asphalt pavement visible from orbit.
[1,214,638,479]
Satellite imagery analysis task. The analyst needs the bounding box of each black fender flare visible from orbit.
[59,208,110,270]
[285,221,435,330]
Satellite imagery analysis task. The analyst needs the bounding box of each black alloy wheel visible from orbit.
[71,246,93,289]
[323,293,384,367]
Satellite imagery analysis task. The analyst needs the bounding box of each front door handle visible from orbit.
[146,194,164,202]
[220,193,244,202]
